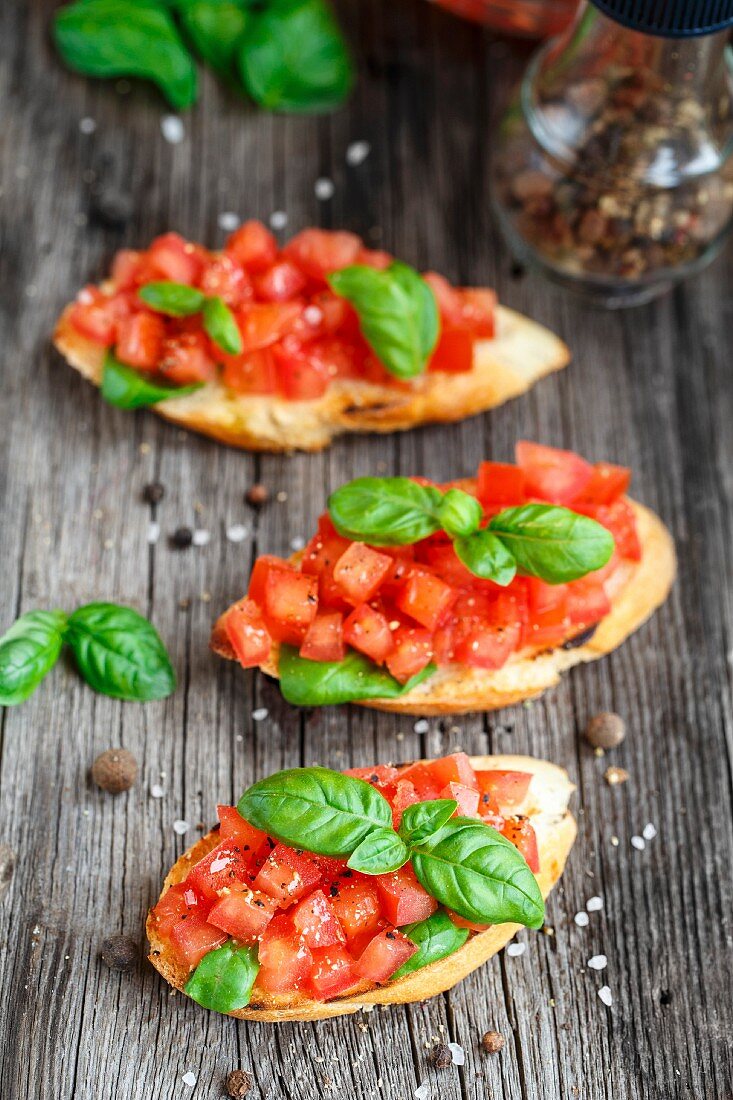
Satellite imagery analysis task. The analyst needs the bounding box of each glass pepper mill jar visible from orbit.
[491,0,733,306]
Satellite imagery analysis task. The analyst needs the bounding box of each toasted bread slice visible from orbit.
[211,497,675,715]
[147,754,576,1021]
[53,296,569,452]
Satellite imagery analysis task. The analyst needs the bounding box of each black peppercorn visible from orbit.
[429,1043,452,1070]
[170,526,193,549]
[142,482,165,505]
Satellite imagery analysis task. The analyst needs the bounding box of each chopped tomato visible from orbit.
[225,221,278,272]
[524,578,571,648]
[581,498,641,561]
[501,817,540,873]
[273,339,330,400]
[300,612,345,662]
[395,570,455,631]
[253,844,322,906]
[395,763,441,801]
[247,555,296,606]
[574,462,630,505]
[237,302,303,353]
[308,944,358,1000]
[382,778,421,829]
[455,288,496,337]
[256,915,312,993]
[428,328,474,374]
[356,248,393,270]
[475,770,532,810]
[170,915,228,969]
[355,929,417,983]
[417,541,480,588]
[452,615,522,670]
[301,531,351,578]
[220,348,278,395]
[385,626,433,683]
[186,841,253,901]
[216,806,269,855]
[253,260,307,302]
[427,752,478,791]
[284,228,361,282]
[291,889,346,949]
[439,781,480,818]
[150,882,207,938]
[148,232,203,285]
[477,462,527,506]
[565,577,611,625]
[222,598,272,668]
[333,543,394,604]
[423,271,464,326]
[445,909,491,932]
[69,287,128,346]
[344,765,399,786]
[207,887,278,943]
[111,250,145,289]
[263,568,319,645]
[516,441,594,504]
[116,312,166,370]
[160,330,217,384]
[342,603,395,664]
[199,255,251,307]
[376,865,437,926]
[329,880,383,946]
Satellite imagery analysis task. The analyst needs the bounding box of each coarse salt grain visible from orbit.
[586,896,603,912]
[161,116,185,144]
[588,954,608,970]
[192,530,210,547]
[147,522,160,544]
[598,986,613,1007]
[414,1084,429,1100]
[182,1071,197,1087]
[173,820,190,836]
[448,1042,465,1066]
[252,707,268,721]
[507,942,526,957]
[226,524,249,543]
[218,211,240,231]
[631,835,646,851]
[643,823,657,840]
[290,536,305,551]
[574,911,589,927]
[414,719,429,733]
[79,117,97,134]
[304,305,324,326]
[270,210,288,230]
[150,784,165,798]
[315,177,335,200]
[210,856,230,874]
[346,140,371,166]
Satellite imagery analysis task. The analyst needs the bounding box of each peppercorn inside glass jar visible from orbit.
[491,1,733,306]
[432,0,579,38]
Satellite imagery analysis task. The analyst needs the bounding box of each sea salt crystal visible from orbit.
[414,1084,429,1100]
[147,522,160,544]
[631,835,646,851]
[182,1071,197,1087]
[270,210,288,230]
[598,986,613,1007]
[79,117,97,134]
[210,856,230,874]
[226,524,249,543]
[252,707,268,721]
[346,140,371,166]
[315,177,335,200]
[218,211,240,231]
[574,911,589,927]
[290,536,305,551]
[448,1042,465,1066]
[192,530,210,547]
[507,942,526,957]
[642,823,657,841]
[173,820,190,836]
[588,954,607,970]
[151,784,166,798]
[586,896,603,912]
[161,116,185,144]
[413,719,429,734]
[304,305,324,326]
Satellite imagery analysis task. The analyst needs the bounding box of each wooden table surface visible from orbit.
[1,2,732,1098]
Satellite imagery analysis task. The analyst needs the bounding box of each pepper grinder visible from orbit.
[491,0,733,306]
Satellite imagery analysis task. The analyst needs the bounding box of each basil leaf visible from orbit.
[454,529,517,586]
[202,295,243,354]
[328,478,444,545]
[410,818,545,929]
[65,603,176,701]
[238,766,393,856]
[53,0,198,110]
[437,489,483,539]
[185,942,259,1012]
[391,911,469,980]
[179,0,251,76]
[328,262,439,380]
[101,353,203,410]
[278,646,436,706]
[138,281,205,317]
[0,611,68,707]
[489,504,614,584]
[347,828,409,875]
[237,0,353,113]
[398,800,457,846]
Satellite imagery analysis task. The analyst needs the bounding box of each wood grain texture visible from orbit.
[0,1,731,1098]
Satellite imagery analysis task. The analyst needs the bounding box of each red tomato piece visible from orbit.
[273,339,330,400]
[565,577,611,625]
[236,302,304,353]
[150,882,207,938]
[199,255,252,307]
[216,805,269,854]
[308,944,359,1001]
[116,312,166,370]
[253,844,323,906]
[247,555,296,606]
[423,271,465,326]
[382,778,420,829]
[343,765,399,787]
[395,763,442,801]
[452,616,522,670]
[148,232,203,285]
[385,626,433,684]
[501,817,540,873]
[256,915,313,993]
[170,914,228,969]
[395,570,455,631]
[477,462,527,506]
[445,909,491,932]
[159,330,217,384]
[574,462,631,505]
[225,221,278,273]
[207,887,279,943]
[342,603,395,664]
[515,441,594,504]
[475,770,532,810]
[300,611,345,662]
[417,542,479,588]
[376,865,438,926]
[263,568,319,645]
[220,348,278,395]
[582,498,641,561]
[427,752,478,791]
[222,597,272,668]
[69,287,128,346]
[186,841,253,901]
[455,288,496,337]
[524,578,571,648]
[356,248,393,270]
[355,929,417,983]
[284,228,362,282]
[291,889,346,949]
[301,531,350,577]
[253,260,307,302]
[111,250,146,290]
[329,880,383,946]
[439,781,480,818]
[428,328,474,374]
[332,543,394,604]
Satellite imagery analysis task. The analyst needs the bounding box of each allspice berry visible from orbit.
[142,482,165,505]
[100,934,138,973]
[585,712,626,750]
[91,748,138,794]
[480,1031,505,1055]
[225,1069,252,1098]
[245,483,269,507]
[429,1043,452,1070]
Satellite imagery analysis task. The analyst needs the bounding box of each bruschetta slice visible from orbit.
[147,753,576,1020]
[53,225,568,452]
[212,442,675,714]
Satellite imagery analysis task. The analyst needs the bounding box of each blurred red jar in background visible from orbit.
[432,0,579,37]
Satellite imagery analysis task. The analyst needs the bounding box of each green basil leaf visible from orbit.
[410,817,545,929]
[328,262,439,380]
[53,0,198,110]
[237,0,353,113]
[138,281,205,316]
[202,295,243,354]
[328,478,444,545]
[437,489,483,539]
[391,910,469,979]
[179,0,251,75]
[238,766,393,856]
[454,529,517,586]
[347,827,409,875]
[278,646,436,706]
[185,941,259,1012]
[101,353,204,409]
[398,799,457,846]
[65,602,176,701]
[0,611,68,707]
[489,504,615,584]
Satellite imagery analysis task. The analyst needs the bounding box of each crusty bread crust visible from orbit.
[147,754,576,1021]
[211,497,676,715]
[53,294,569,452]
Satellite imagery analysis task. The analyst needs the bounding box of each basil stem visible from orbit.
[0,611,68,707]
[391,911,469,979]
[185,942,260,1013]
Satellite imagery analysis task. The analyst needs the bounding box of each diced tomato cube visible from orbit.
[524,578,571,647]
[301,532,351,577]
[395,763,442,801]
[263,568,319,645]
[382,778,420,829]
[216,805,269,854]
[427,752,478,791]
[355,928,417,983]
[236,302,303,353]
[385,626,433,684]
[329,880,383,946]
[169,914,228,968]
[111,250,146,290]
[222,598,272,668]
[69,287,128,346]
[417,542,479,588]
[116,312,166,370]
[423,271,464,327]
[292,889,346,949]
[332,543,394,604]
[439,781,480,818]
[428,328,474,374]
[475,770,532,810]
[220,348,278,395]
[527,578,567,616]
[565,577,611,625]
[225,221,278,273]
[455,288,496,338]
[148,232,203,285]
[198,255,252,307]
[574,462,631,505]
[452,616,522,670]
[356,248,393,270]
[342,603,395,664]
[247,555,296,607]
[253,844,322,906]
[376,864,437,926]
[515,441,594,504]
[256,915,313,993]
[159,330,217,384]
[343,765,399,786]
[476,791,505,829]
[299,612,345,662]
[150,882,207,938]
[207,887,279,943]
[501,817,540,873]
[395,570,455,631]
[284,228,362,282]
[273,339,330,400]
[186,841,253,901]
[581,498,641,561]
[253,260,307,302]
[307,944,359,1000]
[477,462,527,506]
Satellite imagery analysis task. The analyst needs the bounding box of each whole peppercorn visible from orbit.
[225,1069,252,1097]
[245,483,269,507]
[585,712,626,750]
[142,482,165,505]
[480,1031,505,1055]
[100,934,138,972]
[91,748,138,794]
[170,526,193,549]
[429,1043,452,1070]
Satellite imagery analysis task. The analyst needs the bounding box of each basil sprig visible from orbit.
[202,295,243,355]
[101,354,203,410]
[0,602,176,706]
[278,645,435,707]
[391,911,469,980]
[329,262,440,381]
[137,282,243,355]
[185,942,259,1013]
[328,477,614,586]
[236,766,545,930]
